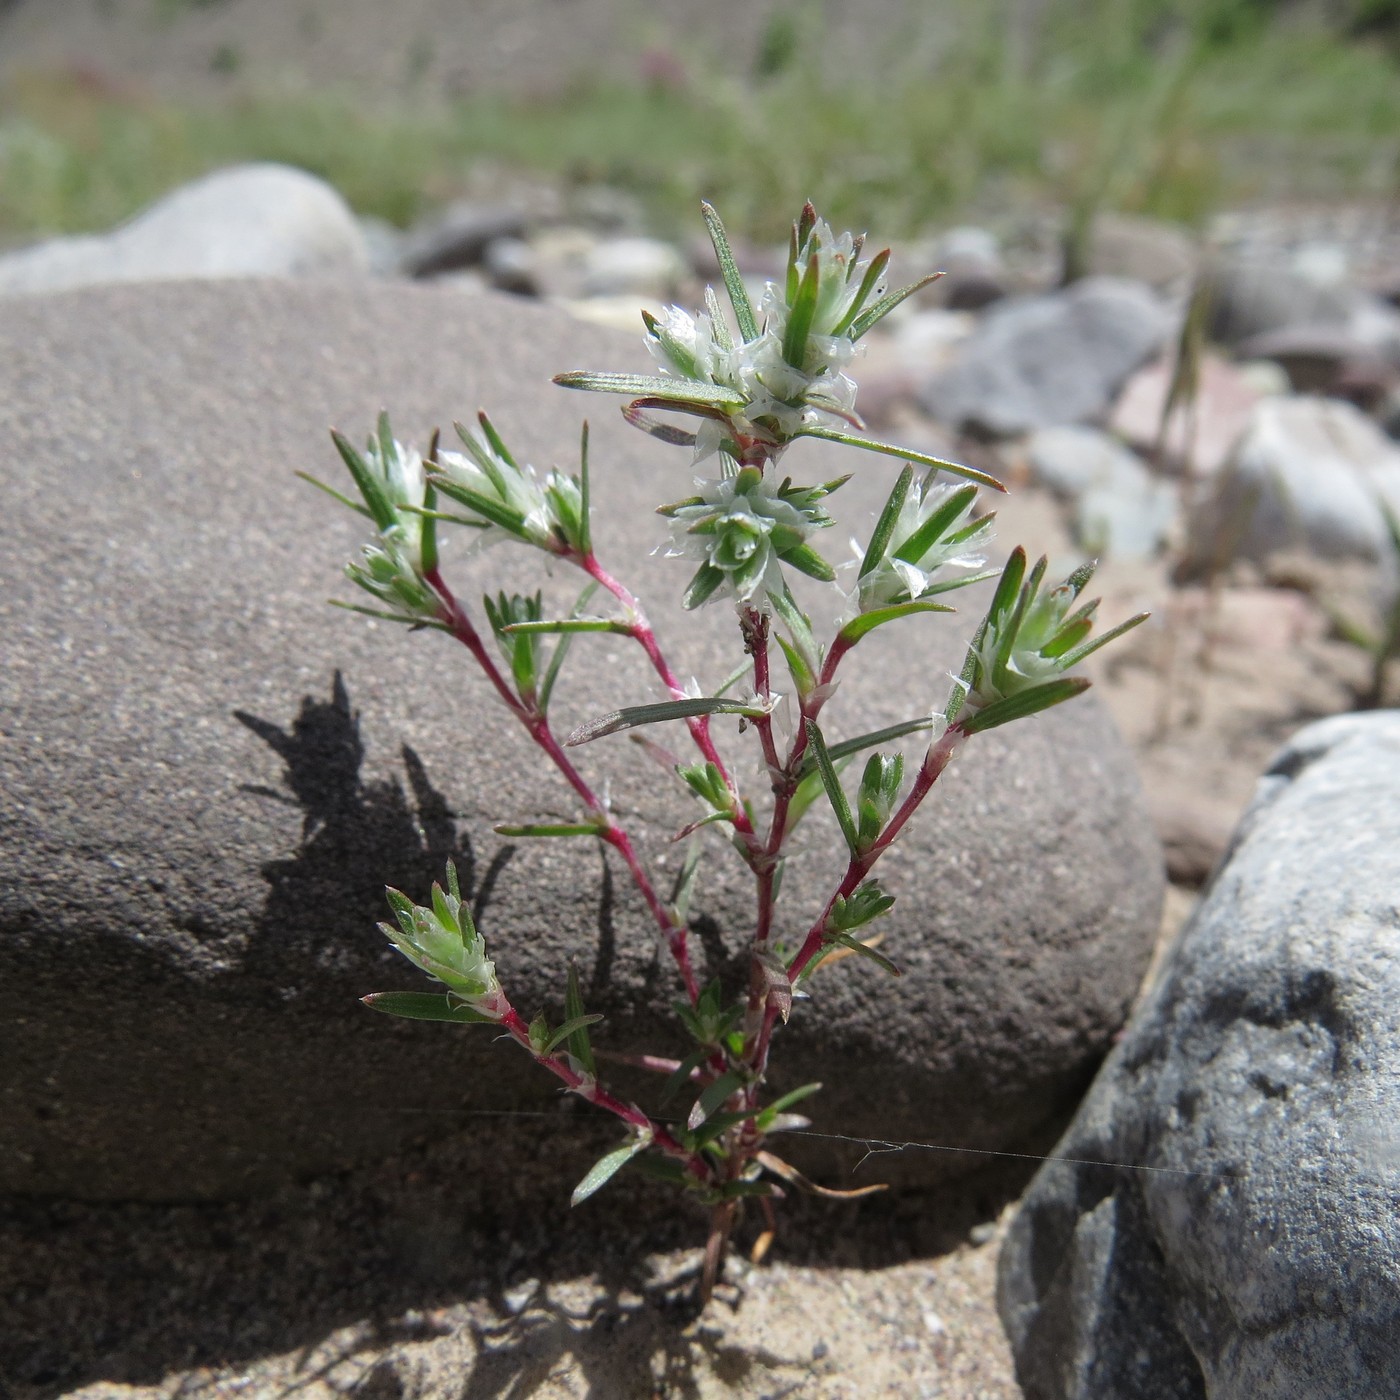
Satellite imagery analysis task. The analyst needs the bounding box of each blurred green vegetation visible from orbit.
[0,0,1397,245]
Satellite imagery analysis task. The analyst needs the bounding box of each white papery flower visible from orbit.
[666,470,815,606]
[435,437,554,551]
[852,477,995,612]
[645,305,728,383]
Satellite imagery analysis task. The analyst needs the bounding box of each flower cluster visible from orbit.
[660,463,838,608]
[948,551,1146,734]
[559,202,941,466]
[307,415,443,626]
[433,414,589,557]
[851,474,997,613]
[380,863,506,1020]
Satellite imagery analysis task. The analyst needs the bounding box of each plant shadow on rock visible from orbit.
[233,670,514,1005]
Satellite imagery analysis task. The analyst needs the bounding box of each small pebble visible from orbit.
[502,1277,540,1315]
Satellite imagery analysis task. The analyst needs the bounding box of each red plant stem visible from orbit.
[498,1008,710,1181]
[584,553,757,845]
[748,725,969,1077]
[425,566,700,1003]
[750,618,867,942]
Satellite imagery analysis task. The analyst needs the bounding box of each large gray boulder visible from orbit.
[0,163,369,296]
[0,279,1163,1201]
[920,277,1172,437]
[999,712,1400,1400]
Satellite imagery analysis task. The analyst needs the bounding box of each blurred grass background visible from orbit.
[0,0,1397,245]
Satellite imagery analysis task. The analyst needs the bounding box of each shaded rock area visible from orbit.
[0,278,1163,1204]
[998,712,1400,1400]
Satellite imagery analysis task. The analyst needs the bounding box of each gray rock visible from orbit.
[1025,426,1176,560]
[0,164,368,296]
[578,235,688,300]
[999,712,1400,1400]
[1184,395,1400,572]
[399,201,528,279]
[1086,214,1198,292]
[932,226,1009,310]
[920,278,1172,437]
[0,279,1163,1202]
[357,215,408,278]
[483,235,540,296]
[1207,255,1358,347]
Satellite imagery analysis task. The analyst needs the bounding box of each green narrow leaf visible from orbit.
[826,929,902,976]
[361,992,495,1024]
[837,599,955,647]
[419,478,439,575]
[330,429,396,531]
[848,272,944,339]
[660,1044,711,1105]
[578,420,593,556]
[542,1012,605,1057]
[792,426,1007,492]
[692,1070,747,1128]
[622,402,699,446]
[503,619,631,636]
[683,562,728,610]
[832,247,890,335]
[473,410,519,469]
[328,600,451,630]
[704,284,734,352]
[552,371,744,406]
[492,821,604,838]
[428,477,528,535]
[670,836,704,924]
[296,470,373,519]
[755,1082,823,1131]
[986,547,1028,629]
[713,658,754,698]
[565,696,767,746]
[796,717,933,775]
[688,1107,755,1148]
[701,200,759,342]
[805,719,859,856]
[538,580,600,714]
[957,677,1091,735]
[564,965,594,1079]
[859,465,914,579]
[778,541,836,582]
[571,1133,652,1207]
[945,619,987,725]
[769,579,821,685]
[892,483,980,564]
[782,253,822,370]
[1055,611,1151,670]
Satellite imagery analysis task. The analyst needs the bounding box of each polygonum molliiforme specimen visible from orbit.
[305,201,1146,1302]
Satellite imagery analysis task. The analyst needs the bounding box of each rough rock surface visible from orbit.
[998,712,1400,1400]
[0,163,369,296]
[920,277,1171,437]
[0,279,1163,1201]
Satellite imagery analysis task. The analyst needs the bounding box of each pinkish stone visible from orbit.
[1110,353,1264,478]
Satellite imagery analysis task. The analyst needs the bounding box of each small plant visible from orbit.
[306,201,1147,1301]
